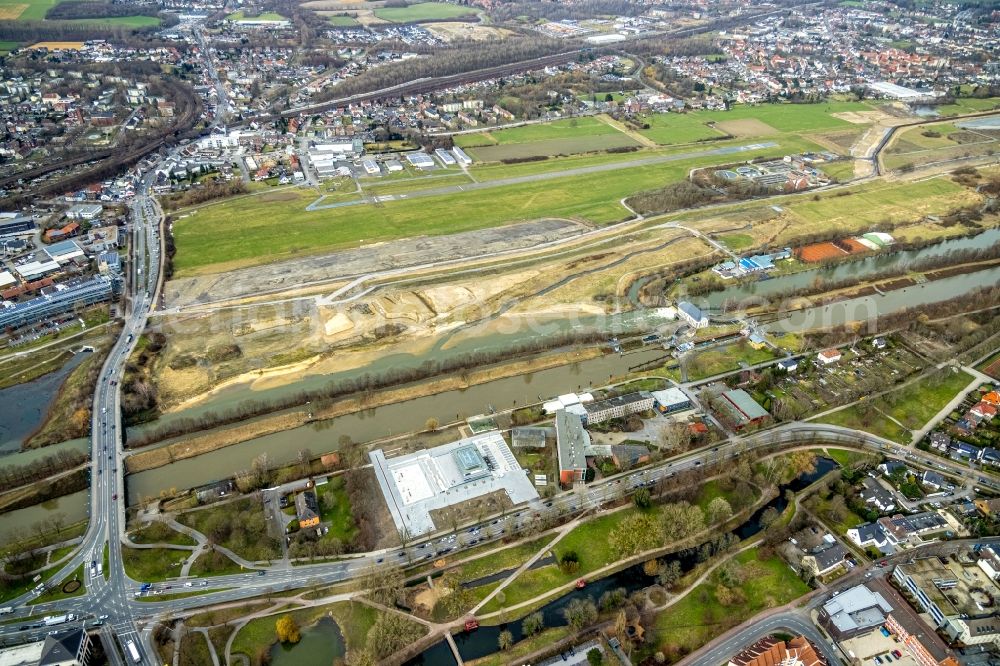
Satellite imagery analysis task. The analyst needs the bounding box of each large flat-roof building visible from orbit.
[556,410,589,485]
[716,388,770,430]
[0,215,36,240]
[583,391,655,425]
[370,430,538,537]
[0,276,112,330]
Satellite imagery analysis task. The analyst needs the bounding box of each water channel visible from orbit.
[0,351,90,453]
[404,457,838,665]
[126,347,670,503]
[699,228,1000,310]
[0,488,89,542]
[267,616,345,666]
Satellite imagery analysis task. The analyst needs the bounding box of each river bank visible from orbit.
[125,346,606,475]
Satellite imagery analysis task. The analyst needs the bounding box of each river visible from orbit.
[404,457,839,665]
[0,488,89,544]
[0,351,90,454]
[699,228,1000,311]
[126,347,670,504]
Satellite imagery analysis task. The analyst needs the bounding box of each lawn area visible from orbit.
[0,40,20,53]
[815,405,912,444]
[636,112,728,145]
[698,101,875,133]
[177,497,281,562]
[685,342,780,381]
[326,14,358,26]
[880,369,974,430]
[373,1,476,22]
[231,601,410,666]
[646,548,811,661]
[934,97,1000,115]
[315,476,356,543]
[0,0,57,21]
[189,550,246,577]
[173,138,822,276]
[717,233,754,251]
[466,626,573,666]
[122,547,189,582]
[227,10,285,21]
[482,479,758,612]
[30,564,85,604]
[821,160,856,182]
[785,176,979,231]
[814,448,868,469]
[129,522,197,547]
[478,117,620,145]
[452,536,550,584]
[366,172,472,197]
[49,545,76,562]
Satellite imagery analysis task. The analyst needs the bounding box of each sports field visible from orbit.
[373,1,476,22]
[227,10,285,21]
[170,139,818,275]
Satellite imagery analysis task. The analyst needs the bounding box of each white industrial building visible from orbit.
[405,152,436,169]
[451,146,473,165]
[370,431,539,536]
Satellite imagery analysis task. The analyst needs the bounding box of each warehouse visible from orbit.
[369,430,538,536]
[45,240,86,265]
[651,387,692,414]
[434,148,457,166]
[405,152,435,169]
[15,259,61,282]
[451,146,473,165]
[0,215,35,240]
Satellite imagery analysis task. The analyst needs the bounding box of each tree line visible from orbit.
[0,448,88,495]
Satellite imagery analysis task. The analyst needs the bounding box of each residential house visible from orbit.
[295,490,320,529]
[928,432,951,451]
[817,348,842,365]
[728,636,825,666]
[878,460,906,477]
[971,402,998,421]
[801,542,848,577]
[860,477,896,512]
[975,498,1000,517]
[847,522,888,551]
[921,470,946,491]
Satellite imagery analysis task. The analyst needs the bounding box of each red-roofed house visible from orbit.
[971,402,998,421]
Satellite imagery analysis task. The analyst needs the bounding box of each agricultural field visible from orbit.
[0,0,57,21]
[325,14,357,25]
[783,176,979,234]
[373,1,476,22]
[64,14,160,25]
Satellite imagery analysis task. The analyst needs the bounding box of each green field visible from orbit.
[699,101,874,133]
[468,117,619,146]
[637,112,728,145]
[785,176,976,230]
[64,14,160,26]
[469,134,639,162]
[172,137,823,275]
[647,548,810,660]
[326,14,358,26]
[315,476,356,543]
[122,547,188,582]
[0,40,20,54]
[227,10,286,21]
[881,369,973,430]
[373,1,476,22]
[0,0,57,21]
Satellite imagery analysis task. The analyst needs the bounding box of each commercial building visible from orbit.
[818,583,894,639]
[650,387,692,414]
[434,148,457,166]
[556,410,590,485]
[677,301,708,328]
[0,215,36,240]
[0,276,112,330]
[405,152,435,169]
[0,627,91,666]
[45,240,85,265]
[451,146,473,165]
[65,203,103,221]
[15,260,61,281]
[893,556,1000,646]
[369,430,538,536]
[583,391,655,425]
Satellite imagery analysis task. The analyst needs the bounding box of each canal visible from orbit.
[405,457,838,665]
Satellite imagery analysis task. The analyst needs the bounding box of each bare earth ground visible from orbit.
[0,4,27,19]
[164,218,586,308]
[424,23,511,41]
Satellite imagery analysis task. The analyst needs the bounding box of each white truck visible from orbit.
[0,607,12,615]
[43,614,74,626]
[126,640,141,663]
